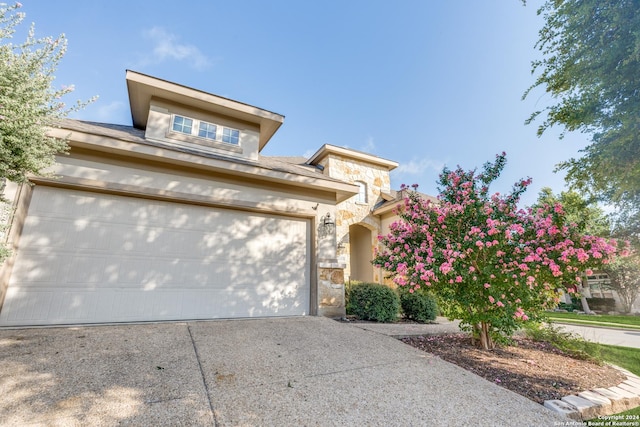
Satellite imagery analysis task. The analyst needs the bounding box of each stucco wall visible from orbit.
[145,98,261,161]
[380,210,400,237]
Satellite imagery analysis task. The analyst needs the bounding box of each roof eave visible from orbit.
[126,70,284,151]
[306,144,399,171]
[47,126,358,200]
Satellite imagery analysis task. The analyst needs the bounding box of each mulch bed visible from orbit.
[402,333,627,404]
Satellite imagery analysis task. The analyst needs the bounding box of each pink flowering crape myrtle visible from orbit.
[373,153,622,350]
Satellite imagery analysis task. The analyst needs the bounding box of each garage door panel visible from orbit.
[0,187,311,326]
[0,289,54,322]
[9,250,63,284]
[21,218,115,252]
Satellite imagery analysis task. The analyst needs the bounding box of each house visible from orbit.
[0,71,411,326]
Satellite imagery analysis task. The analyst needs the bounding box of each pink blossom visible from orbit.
[394,276,407,286]
[439,263,452,275]
[376,163,623,346]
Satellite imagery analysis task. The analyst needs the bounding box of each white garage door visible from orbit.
[0,187,310,326]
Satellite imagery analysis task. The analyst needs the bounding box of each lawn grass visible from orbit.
[593,344,640,420]
[547,312,640,330]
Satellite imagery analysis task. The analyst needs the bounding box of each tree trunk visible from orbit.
[477,321,494,350]
[578,273,593,314]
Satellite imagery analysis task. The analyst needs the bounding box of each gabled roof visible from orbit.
[306,144,398,171]
[372,189,438,216]
[125,70,284,152]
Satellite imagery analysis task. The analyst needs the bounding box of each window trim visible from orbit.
[172,115,193,135]
[355,181,368,204]
[170,114,241,146]
[166,114,243,155]
[198,121,217,140]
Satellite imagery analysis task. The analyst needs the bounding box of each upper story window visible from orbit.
[222,128,239,144]
[356,181,367,204]
[172,116,193,134]
[171,115,240,145]
[198,121,217,140]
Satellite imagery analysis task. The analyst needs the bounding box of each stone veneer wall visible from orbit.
[317,260,347,318]
[318,153,392,284]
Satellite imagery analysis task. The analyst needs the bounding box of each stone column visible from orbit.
[316,212,346,318]
[317,260,347,318]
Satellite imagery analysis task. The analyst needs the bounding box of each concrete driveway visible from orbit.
[0,316,564,426]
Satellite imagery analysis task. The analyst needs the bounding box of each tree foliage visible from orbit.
[373,154,622,350]
[602,254,640,313]
[534,187,611,237]
[0,2,92,184]
[534,187,614,313]
[525,0,640,234]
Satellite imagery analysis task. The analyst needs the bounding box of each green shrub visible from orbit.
[399,290,438,323]
[557,296,582,312]
[344,280,362,308]
[523,322,602,363]
[346,282,399,322]
[586,297,616,312]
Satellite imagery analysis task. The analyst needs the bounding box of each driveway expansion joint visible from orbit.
[187,324,218,427]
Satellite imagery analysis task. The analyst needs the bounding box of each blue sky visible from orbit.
[17,1,589,206]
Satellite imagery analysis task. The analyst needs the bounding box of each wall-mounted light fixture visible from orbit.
[319,212,335,238]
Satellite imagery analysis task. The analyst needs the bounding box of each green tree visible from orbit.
[535,187,611,237]
[524,0,640,234]
[602,254,640,313]
[0,2,93,263]
[0,2,93,185]
[534,187,612,313]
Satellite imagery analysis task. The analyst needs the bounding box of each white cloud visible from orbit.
[360,136,376,153]
[141,27,210,70]
[94,101,125,122]
[394,157,445,175]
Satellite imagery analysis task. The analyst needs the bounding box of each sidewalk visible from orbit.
[342,316,461,338]
[556,322,640,349]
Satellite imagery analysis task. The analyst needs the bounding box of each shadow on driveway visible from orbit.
[0,317,564,426]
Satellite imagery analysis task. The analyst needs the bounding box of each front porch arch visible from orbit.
[349,223,374,282]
